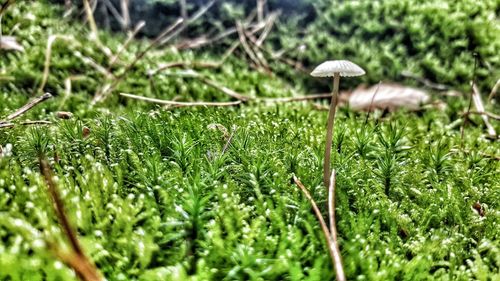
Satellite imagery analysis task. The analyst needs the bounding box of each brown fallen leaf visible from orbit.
[345,83,430,111]
[0,36,24,52]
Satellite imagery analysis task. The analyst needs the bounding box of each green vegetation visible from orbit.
[286,0,500,93]
[1,1,499,280]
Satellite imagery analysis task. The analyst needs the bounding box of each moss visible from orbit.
[1,1,499,280]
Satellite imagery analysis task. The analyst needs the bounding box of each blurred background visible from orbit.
[48,0,499,94]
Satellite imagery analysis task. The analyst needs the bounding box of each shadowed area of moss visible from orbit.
[1,1,499,281]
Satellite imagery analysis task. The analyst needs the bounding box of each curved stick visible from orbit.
[328,169,345,281]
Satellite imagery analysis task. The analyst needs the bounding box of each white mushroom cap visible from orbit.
[310,60,365,77]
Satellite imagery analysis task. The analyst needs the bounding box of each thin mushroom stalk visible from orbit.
[323,73,340,186]
[310,60,365,187]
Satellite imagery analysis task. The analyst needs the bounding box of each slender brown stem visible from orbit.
[40,158,83,255]
[488,78,499,101]
[292,175,335,262]
[39,157,103,281]
[200,77,251,101]
[4,93,52,121]
[109,20,145,66]
[328,169,346,281]
[323,73,340,187]
[92,18,184,104]
[82,0,99,42]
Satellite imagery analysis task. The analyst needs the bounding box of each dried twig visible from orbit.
[256,11,278,47]
[175,21,264,50]
[92,18,184,104]
[39,157,103,281]
[0,0,15,17]
[74,51,114,78]
[0,120,52,129]
[222,125,237,154]
[148,60,219,76]
[363,81,382,126]
[292,175,345,280]
[488,78,499,101]
[257,0,265,23]
[159,69,251,101]
[179,0,188,23]
[102,0,126,27]
[243,28,270,71]
[109,20,145,66]
[120,0,130,30]
[200,77,251,101]
[120,92,242,107]
[471,83,496,137]
[82,0,99,42]
[236,21,264,69]
[3,93,52,121]
[327,170,346,281]
[162,0,216,45]
[38,35,74,93]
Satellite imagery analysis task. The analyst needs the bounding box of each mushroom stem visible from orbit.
[323,73,340,187]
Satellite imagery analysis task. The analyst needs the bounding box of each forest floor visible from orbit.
[0,2,499,280]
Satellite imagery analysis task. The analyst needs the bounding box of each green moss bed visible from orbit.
[0,1,499,280]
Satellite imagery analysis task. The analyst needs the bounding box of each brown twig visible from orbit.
[0,120,52,129]
[222,125,237,154]
[236,21,264,70]
[38,35,74,93]
[363,81,382,126]
[82,0,104,50]
[471,83,497,137]
[0,0,15,17]
[292,175,345,281]
[161,0,216,45]
[257,0,266,23]
[102,0,126,27]
[292,175,335,260]
[256,11,278,47]
[92,18,184,104]
[74,51,114,78]
[109,20,145,66]
[148,60,219,76]
[3,93,52,121]
[327,170,346,281]
[243,28,270,72]
[179,0,188,23]
[159,69,251,101]
[120,0,130,30]
[39,157,103,281]
[120,92,242,107]
[488,78,499,101]
[175,21,264,50]
[200,77,251,101]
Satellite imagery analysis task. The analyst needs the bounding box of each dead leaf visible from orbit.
[0,36,24,52]
[345,83,430,111]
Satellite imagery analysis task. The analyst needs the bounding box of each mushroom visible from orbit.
[311,60,365,187]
